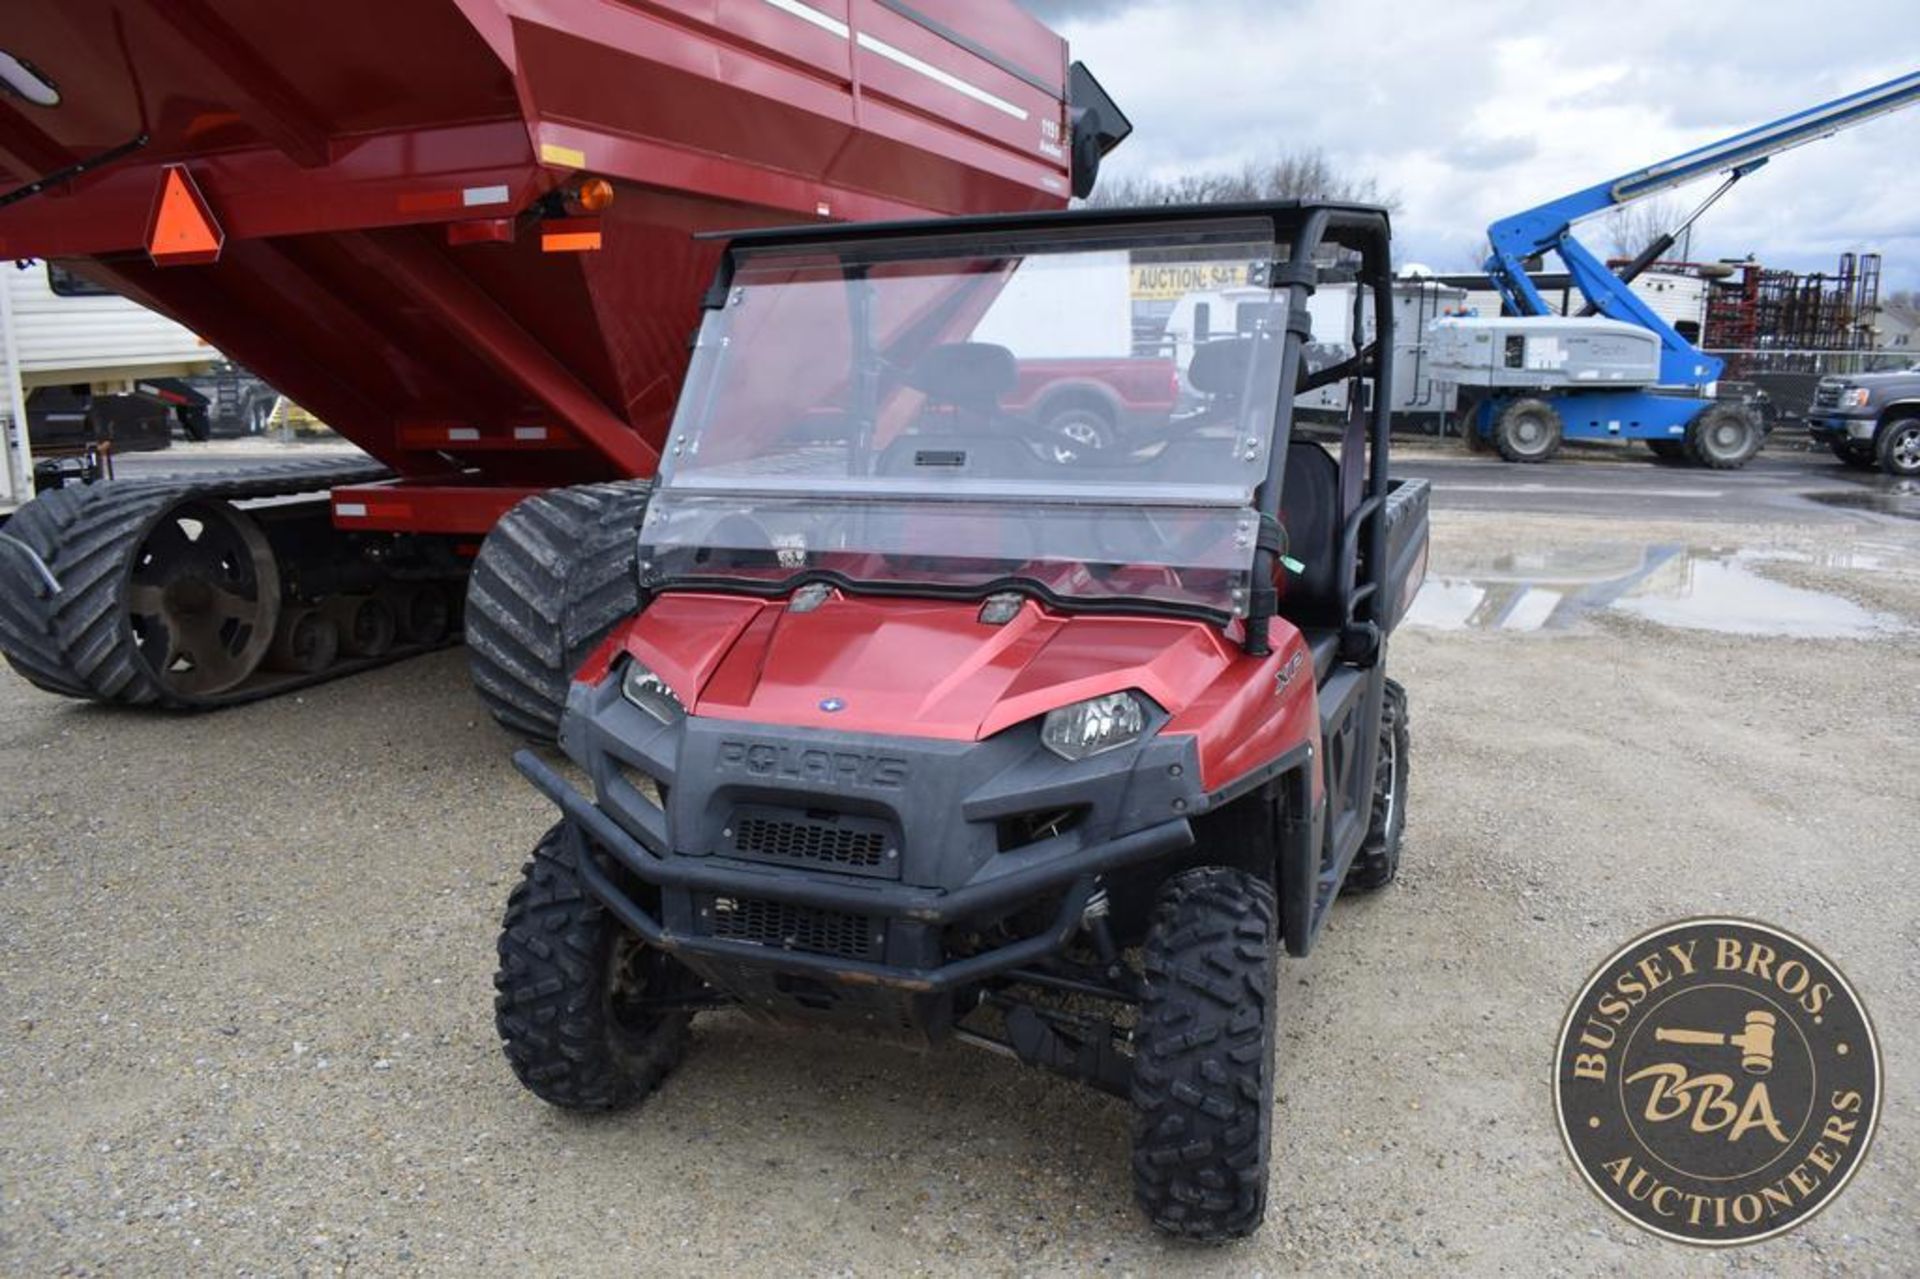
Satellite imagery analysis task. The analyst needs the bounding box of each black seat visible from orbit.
[904,342,1018,421]
[1186,338,1255,399]
[1277,439,1343,628]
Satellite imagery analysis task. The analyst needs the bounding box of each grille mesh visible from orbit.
[732,814,887,870]
[706,896,880,960]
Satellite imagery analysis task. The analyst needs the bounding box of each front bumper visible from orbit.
[527,669,1210,1001]
[1808,412,1876,442]
[517,750,1192,993]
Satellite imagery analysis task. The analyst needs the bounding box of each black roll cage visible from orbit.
[689,200,1396,657]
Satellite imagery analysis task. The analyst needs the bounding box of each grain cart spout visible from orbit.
[0,1,1123,716]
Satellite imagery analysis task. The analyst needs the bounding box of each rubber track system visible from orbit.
[466,480,652,739]
[0,458,392,708]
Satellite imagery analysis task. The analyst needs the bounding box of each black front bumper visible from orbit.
[1807,413,1870,442]
[520,668,1209,1002]
[518,750,1193,993]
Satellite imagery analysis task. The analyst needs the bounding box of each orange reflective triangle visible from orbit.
[146,165,223,266]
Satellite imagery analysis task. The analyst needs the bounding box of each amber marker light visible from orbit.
[571,177,615,213]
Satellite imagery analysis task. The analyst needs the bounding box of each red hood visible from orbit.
[621,590,1245,741]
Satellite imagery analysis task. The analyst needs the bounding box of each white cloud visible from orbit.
[1037,0,1920,289]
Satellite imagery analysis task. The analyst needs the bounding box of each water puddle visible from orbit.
[1406,543,1907,639]
[1805,484,1920,521]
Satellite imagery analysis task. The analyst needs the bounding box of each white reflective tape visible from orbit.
[462,185,511,207]
[336,502,368,517]
[447,427,480,441]
[514,426,548,441]
[855,32,1028,121]
[760,0,849,38]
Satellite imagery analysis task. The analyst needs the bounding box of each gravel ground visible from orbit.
[2,506,1917,1275]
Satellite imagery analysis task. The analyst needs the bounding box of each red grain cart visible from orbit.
[0,0,1127,724]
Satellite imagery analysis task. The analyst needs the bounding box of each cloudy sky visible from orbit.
[1016,0,1919,291]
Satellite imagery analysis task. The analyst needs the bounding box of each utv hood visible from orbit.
[621,590,1243,741]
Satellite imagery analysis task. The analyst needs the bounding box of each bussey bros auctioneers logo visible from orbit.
[1553,917,1881,1246]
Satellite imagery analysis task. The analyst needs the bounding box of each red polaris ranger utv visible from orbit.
[494,201,1430,1241]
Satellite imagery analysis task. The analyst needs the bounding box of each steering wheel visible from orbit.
[691,512,785,572]
[1088,508,1239,580]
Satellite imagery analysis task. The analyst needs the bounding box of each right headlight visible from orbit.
[620,659,685,723]
[1041,691,1147,761]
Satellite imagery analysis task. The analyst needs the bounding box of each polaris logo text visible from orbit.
[716,741,910,789]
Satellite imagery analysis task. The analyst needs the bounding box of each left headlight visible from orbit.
[621,659,685,723]
[1041,690,1147,761]
[1841,387,1871,408]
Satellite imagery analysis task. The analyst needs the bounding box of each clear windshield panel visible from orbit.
[642,492,1257,616]
[651,219,1288,615]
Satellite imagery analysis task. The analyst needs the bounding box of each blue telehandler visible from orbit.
[1435,69,1920,467]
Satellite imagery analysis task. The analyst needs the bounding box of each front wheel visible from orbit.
[1829,438,1879,470]
[495,824,695,1110]
[1491,398,1563,463]
[1131,866,1278,1242]
[1878,417,1920,477]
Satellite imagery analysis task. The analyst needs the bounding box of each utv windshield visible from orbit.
[642,219,1293,618]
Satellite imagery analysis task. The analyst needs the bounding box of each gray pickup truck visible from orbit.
[1808,362,1920,476]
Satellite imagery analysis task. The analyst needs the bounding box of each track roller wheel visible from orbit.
[389,581,454,646]
[266,607,341,674]
[327,594,396,658]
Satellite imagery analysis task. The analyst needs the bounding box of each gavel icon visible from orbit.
[1654,1009,1778,1075]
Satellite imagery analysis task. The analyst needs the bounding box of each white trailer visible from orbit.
[2,261,219,509]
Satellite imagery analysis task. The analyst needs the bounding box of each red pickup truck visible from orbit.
[1008,356,1181,457]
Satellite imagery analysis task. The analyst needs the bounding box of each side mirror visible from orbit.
[1067,62,1133,200]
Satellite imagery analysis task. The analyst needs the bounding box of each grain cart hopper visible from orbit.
[0,0,1127,721]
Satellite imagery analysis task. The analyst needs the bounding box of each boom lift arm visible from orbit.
[1483,68,1920,387]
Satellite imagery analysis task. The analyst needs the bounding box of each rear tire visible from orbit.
[1686,402,1763,469]
[1456,398,1491,453]
[1877,416,1920,477]
[495,823,694,1110]
[1036,402,1117,463]
[1131,866,1278,1242]
[1491,398,1562,463]
[466,481,652,739]
[1343,678,1408,894]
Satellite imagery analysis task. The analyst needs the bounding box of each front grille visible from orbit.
[1814,383,1843,409]
[726,806,896,878]
[705,895,882,961]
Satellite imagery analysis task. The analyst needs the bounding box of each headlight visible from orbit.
[621,660,685,723]
[1841,387,1871,408]
[1041,691,1147,761]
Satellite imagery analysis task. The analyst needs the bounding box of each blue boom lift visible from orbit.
[1439,68,1920,467]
